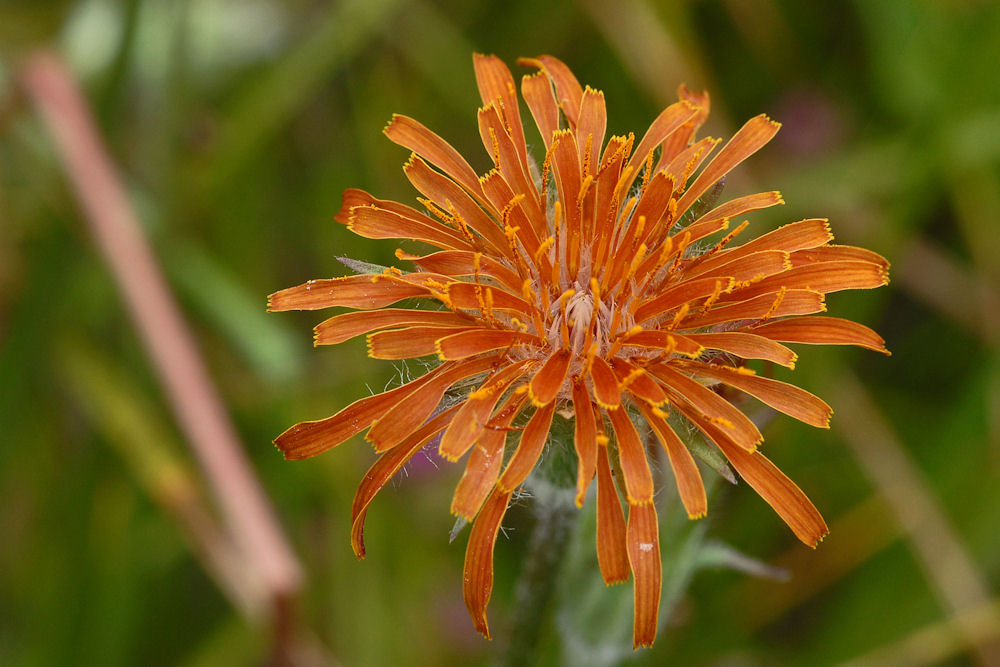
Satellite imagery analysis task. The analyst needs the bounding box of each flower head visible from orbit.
[269,54,889,648]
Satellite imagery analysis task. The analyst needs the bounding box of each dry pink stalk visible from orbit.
[20,51,302,614]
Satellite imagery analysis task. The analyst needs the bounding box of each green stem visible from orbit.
[502,495,576,667]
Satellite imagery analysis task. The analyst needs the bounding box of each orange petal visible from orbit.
[636,402,707,519]
[497,401,557,492]
[436,328,539,360]
[696,219,832,275]
[451,392,528,520]
[365,355,502,452]
[680,289,826,329]
[589,356,621,409]
[368,326,479,360]
[607,407,655,504]
[529,348,573,406]
[403,250,522,292]
[634,276,735,323]
[751,316,889,354]
[473,53,529,170]
[688,190,785,229]
[660,136,719,191]
[689,249,792,284]
[384,114,485,204]
[681,331,798,368]
[478,168,546,252]
[676,114,781,216]
[442,280,535,314]
[274,365,448,459]
[620,330,705,358]
[550,129,584,233]
[596,442,630,584]
[350,405,460,558]
[703,418,828,546]
[576,86,607,173]
[626,502,662,649]
[348,204,475,251]
[648,364,762,451]
[571,379,598,507]
[478,104,541,221]
[790,244,890,270]
[625,100,701,185]
[439,359,533,461]
[520,55,584,127]
[267,275,427,312]
[403,155,508,250]
[610,358,669,407]
[463,487,514,639]
[520,71,560,149]
[334,187,378,224]
[315,308,475,345]
[724,260,888,301]
[632,171,676,241]
[683,361,832,428]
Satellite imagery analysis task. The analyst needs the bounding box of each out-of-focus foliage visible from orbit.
[2,0,999,664]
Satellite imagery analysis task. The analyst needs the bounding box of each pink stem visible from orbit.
[20,51,302,607]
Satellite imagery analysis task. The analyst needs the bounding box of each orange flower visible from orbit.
[269,54,889,648]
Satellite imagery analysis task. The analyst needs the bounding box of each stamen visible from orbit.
[761,286,787,321]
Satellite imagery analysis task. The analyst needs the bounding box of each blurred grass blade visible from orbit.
[164,240,303,384]
[57,340,264,617]
[207,0,404,188]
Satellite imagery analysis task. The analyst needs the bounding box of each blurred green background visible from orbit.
[2,0,1000,665]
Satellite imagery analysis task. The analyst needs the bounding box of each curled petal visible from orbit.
[627,502,662,649]
[350,405,460,558]
[596,443,630,584]
[751,316,889,354]
[463,487,514,639]
[607,408,655,504]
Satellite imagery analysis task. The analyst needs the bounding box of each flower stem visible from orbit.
[503,494,576,667]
